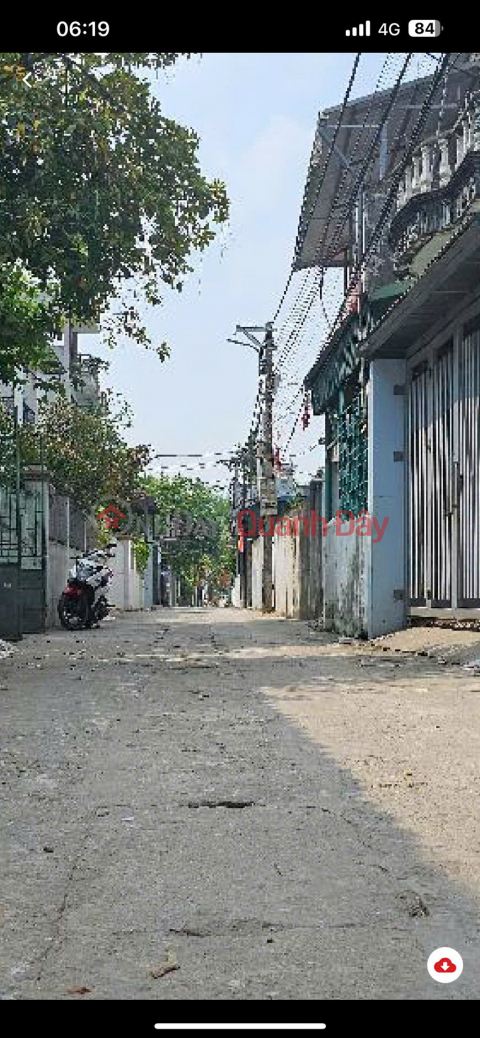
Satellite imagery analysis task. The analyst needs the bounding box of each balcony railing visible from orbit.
[396,91,480,207]
[389,91,480,266]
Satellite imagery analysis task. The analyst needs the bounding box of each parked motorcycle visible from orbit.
[58,544,116,630]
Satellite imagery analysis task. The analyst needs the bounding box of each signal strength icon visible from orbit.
[345,20,371,36]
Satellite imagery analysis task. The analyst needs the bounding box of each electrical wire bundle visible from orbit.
[272,52,453,461]
[273,52,410,453]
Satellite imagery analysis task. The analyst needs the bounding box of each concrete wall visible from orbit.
[302,503,323,620]
[323,518,368,636]
[109,539,145,611]
[247,508,323,620]
[251,536,263,611]
[231,574,242,608]
[273,520,298,617]
[272,512,315,619]
[272,481,323,620]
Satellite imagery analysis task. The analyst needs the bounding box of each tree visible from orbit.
[143,473,235,599]
[0,266,62,384]
[0,53,229,379]
[0,396,151,514]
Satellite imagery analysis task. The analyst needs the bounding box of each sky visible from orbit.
[81,52,437,490]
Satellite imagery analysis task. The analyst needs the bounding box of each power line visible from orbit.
[275,54,399,346]
[280,52,414,361]
[272,52,403,402]
[278,54,454,456]
[273,52,362,324]
[274,53,446,448]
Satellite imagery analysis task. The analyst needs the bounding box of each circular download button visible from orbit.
[427,947,463,983]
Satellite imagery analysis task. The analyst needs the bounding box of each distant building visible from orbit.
[0,321,103,424]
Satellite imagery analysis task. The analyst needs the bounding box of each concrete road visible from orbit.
[1,608,479,1000]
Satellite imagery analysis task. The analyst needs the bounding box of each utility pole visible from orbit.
[258,322,276,612]
[240,447,248,608]
[230,323,277,612]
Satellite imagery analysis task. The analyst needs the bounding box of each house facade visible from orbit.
[302,56,480,636]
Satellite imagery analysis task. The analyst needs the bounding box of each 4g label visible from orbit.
[378,23,400,34]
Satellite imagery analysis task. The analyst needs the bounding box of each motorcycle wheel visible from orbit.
[58,592,89,630]
[95,596,108,622]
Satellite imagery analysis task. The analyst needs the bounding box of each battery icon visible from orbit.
[408,19,442,36]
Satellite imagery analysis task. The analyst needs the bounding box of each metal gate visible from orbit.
[0,410,47,639]
[458,323,480,606]
[408,320,480,614]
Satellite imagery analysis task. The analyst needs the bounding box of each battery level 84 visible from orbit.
[408,19,443,36]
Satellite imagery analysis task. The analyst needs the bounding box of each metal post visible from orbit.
[14,406,21,570]
[343,247,349,296]
[451,326,461,611]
